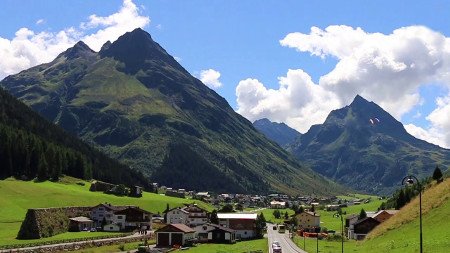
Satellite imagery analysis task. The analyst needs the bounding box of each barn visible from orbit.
[155,224,196,247]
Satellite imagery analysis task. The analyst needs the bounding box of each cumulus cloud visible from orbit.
[0,0,149,79]
[236,25,450,147]
[236,69,339,132]
[199,69,223,89]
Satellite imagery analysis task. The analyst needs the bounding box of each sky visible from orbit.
[1,0,450,148]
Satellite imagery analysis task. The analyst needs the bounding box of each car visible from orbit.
[272,243,282,253]
[272,241,280,247]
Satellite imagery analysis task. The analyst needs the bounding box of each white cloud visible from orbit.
[199,69,223,89]
[236,69,339,133]
[36,19,45,25]
[237,25,450,146]
[0,0,149,79]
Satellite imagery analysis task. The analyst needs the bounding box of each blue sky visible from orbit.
[1,0,450,147]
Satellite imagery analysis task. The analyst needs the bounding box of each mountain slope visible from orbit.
[289,95,450,194]
[0,87,150,187]
[253,118,301,147]
[358,178,450,252]
[0,28,344,195]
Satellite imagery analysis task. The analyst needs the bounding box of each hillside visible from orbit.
[253,118,301,147]
[289,95,450,194]
[0,87,150,187]
[0,177,211,246]
[358,178,450,252]
[0,28,345,195]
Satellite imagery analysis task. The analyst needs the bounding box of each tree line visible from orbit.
[0,87,151,188]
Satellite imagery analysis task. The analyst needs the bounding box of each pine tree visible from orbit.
[37,154,48,181]
[433,166,443,182]
[359,208,367,220]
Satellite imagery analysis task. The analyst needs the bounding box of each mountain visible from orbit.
[0,28,344,195]
[0,87,150,188]
[289,95,450,194]
[253,118,301,147]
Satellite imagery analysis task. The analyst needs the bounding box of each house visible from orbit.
[112,206,152,230]
[184,204,209,227]
[373,210,398,223]
[130,186,143,197]
[195,192,210,201]
[193,223,236,243]
[165,189,185,198]
[166,204,208,227]
[90,203,128,227]
[296,211,320,229]
[90,203,152,231]
[68,217,94,232]
[353,217,380,240]
[270,201,286,209]
[156,224,196,247]
[166,207,189,225]
[217,213,257,239]
[345,214,359,239]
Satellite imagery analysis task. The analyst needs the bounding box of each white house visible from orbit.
[217,213,257,239]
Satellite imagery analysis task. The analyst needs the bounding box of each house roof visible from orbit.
[297,211,320,217]
[217,213,257,220]
[90,203,132,211]
[114,206,153,215]
[354,217,380,226]
[70,216,93,222]
[210,223,235,233]
[156,223,195,233]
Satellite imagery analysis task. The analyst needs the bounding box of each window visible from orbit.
[117,216,123,219]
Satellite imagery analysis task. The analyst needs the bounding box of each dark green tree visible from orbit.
[284,211,289,220]
[255,213,266,238]
[210,210,219,224]
[433,166,443,182]
[219,204,234,213]
[37,154,48,181]
[359,208,367,220]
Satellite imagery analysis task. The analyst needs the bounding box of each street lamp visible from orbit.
[333,211,344,253]
[402,175,422,253]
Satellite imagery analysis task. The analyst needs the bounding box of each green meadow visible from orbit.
[0,177,211,247]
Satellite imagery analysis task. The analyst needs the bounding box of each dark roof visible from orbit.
[156,224,195,233]
[90,203,134,211]
[354,217,380,226]
[114,206,153,215]
[209,223,235,233]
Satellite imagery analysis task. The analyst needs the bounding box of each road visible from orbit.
[267,223,307,253]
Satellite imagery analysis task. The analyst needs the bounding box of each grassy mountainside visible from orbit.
[0,28,345,195]
[289,95,450,195]
[0,87,150,187]
[0,177,211,246]
[361,178,450,252]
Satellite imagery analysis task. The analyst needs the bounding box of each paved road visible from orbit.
[267,223,307,253]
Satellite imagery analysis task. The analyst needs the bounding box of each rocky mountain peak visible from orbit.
[62,41,96,60]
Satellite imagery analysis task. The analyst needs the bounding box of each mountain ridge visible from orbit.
[0,28,345,195]
[289,95,450,194]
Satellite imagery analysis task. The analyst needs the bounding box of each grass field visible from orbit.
[177,239,268,253]
[294,179,450,252]
[259,208,295,224]
[0,177,211,247]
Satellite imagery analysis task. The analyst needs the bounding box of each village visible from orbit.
[11,180,400,252]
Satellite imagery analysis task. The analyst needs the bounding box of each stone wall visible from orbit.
[17,206,91,239]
